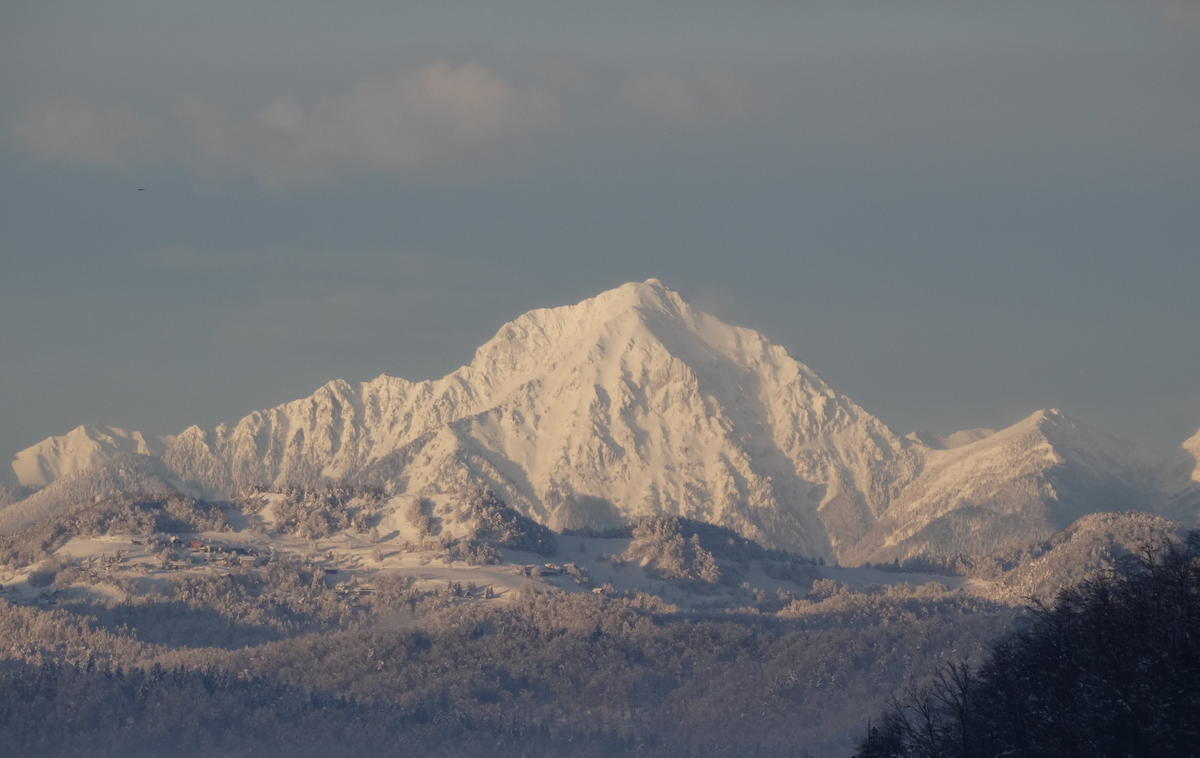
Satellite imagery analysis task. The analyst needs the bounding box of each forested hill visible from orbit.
[1,480,1190,755]
[854,532,1200,758]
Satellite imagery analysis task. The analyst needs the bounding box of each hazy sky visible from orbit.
[2,1,1199,470]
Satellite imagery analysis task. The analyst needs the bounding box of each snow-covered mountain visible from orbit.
[161,280,919,560]
[842,409,1183,564]
[5,279,1197,559]
[11,425,162,487]
[1185,429,1200,483]
[1159,428,1200,527]
[0,453,203,535]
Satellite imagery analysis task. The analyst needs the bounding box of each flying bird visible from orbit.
[138,188,145,191]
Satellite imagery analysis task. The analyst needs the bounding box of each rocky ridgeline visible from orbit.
[7,280,1200,564]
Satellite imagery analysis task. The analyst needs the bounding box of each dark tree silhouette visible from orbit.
[854,531,1200,758]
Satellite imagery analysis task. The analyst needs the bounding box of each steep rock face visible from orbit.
[844,410,1178,563]
[162,280,918,559]
[11,426,161,488]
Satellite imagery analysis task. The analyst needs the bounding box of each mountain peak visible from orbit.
[501,278,691,336]
[1027,408,1068,425]
[150,279,908,558]
[462,278,780,400]
[12,425,162,488]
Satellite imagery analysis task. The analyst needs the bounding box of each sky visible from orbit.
[2,0,1199,471]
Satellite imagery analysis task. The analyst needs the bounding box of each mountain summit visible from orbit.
[12,425,162,488]
[161,279,916,559]
[8,280,1198,560]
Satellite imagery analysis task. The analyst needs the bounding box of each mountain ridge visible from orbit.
[11,425,163,488]
[6,279,1198,560]
[159,279,911,559]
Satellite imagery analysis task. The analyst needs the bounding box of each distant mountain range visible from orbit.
[6,279,1198,562]
[11,425,163,488]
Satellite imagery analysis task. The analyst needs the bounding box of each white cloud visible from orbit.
[13,98,162,169]
[15,61,557,187]
[184,60,558,187]
[13,61,769,186]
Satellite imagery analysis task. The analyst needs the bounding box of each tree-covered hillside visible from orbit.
[0,484,1189,757]
[854,532,1200,758]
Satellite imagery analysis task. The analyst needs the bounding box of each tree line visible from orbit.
[854,531,1200,758]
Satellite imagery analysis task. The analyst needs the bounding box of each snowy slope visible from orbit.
[905,428,997,450]
[970,510,1187,604]
[1185,428,1200,483]
[11,425,162,487]
[1158,427,1200,526]
[0,453,204,535]
[844,410,1181,563]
